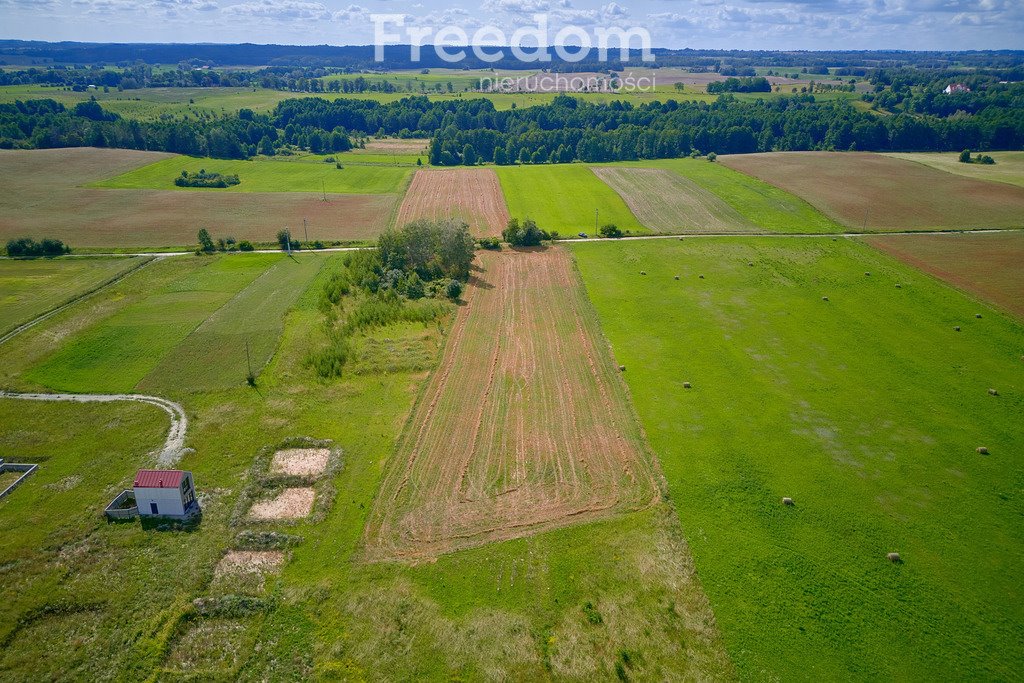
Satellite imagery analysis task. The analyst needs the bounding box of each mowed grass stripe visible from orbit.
[139,252,329,393]
[495,165,647,235]
[92,155,411,194]
[23,255,277,393]
[0,256,147,336]
[573,237,1024,679]
[366,248,659,560]
[885,151,1024,189]
[592,167,759,233]
[720,151,1024,231]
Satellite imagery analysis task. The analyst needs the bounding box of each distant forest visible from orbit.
[3,85,1022,162]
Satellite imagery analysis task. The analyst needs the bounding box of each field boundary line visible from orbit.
[0,255,156,346]
[0,390,188,465]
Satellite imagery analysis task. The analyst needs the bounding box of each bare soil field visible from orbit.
[866,232,1024,319]
[719,151,1024,231]
[215,550,285,576]
[365,247,660,561]
[269,448,330,477]
[0,148,396,247]
[592,167,759,233]
[395,168,510,237]
[359,138,429,154]
[248,487,315,520]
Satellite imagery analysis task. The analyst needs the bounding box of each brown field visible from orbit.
[359,138,429,154]
[0,148,397,247]
[248,488,315,520]
[269,448,330,477]
[720,151,1024,231]
[395,168,510,237]
[365,247,660,561]
[866,232,1024,319]
[592,167,759,233]
[214,550,285,576]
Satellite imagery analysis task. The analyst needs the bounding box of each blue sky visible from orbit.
[1,0,1021,51]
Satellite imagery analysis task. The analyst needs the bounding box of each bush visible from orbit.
[707,152,718,162]
[446,279,464,301]
[238,240,254,251]
[5,237,70,257]
[197,228,215,253]
[959,149,972,163]
[599,223,623,238]
[175,170,240,188]
[502,218,548,247]
[477,237,501,250]
[277,230,300,251]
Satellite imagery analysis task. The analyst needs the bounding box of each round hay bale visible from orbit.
[895,284,902,289]
[887,552,901,563]
[683,382,692,389]
[619,365,626,372]
[988,388,999,396]
[674,275,680,280]
[975,313,982,319]
[865,272,871,276]
[782,497,794,506]
[977,446,989,455]
[748,262,754,267]
[822,296,829,302]
[640,271,647,276]
[699,274,705,279]
[954,326,961,332]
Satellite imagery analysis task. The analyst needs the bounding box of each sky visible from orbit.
[0,0,1022,52]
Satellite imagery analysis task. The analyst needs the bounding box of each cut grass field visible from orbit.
[572,237,1024,679]
[866,231,1024,319]
[0,256,147,336]
[885,151,1024,189]
[592,167,759,233]
[495,165,646,235]
[366,247,660,560]
[720,151,1024,231]
[0,148,397,247]
[92,154,411,194]
[395,168,509,237]
[0,249,734,680]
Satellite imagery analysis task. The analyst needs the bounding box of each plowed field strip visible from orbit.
[366,247,659,560]
[592,167,759,234]
[395,168,510,237]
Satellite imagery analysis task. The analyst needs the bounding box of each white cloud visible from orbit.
[222,0,332,21]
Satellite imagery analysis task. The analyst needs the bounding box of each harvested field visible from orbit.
[866,231,1024,319]
[0,148,396,247]
[365,247,659,560]
[270,448,330,478]
[395,168,510,237]
[248,487,315,520]
[592,167,759,233]
[215,550,285,576]
[360,138,429,154]
[719,151,1024,231]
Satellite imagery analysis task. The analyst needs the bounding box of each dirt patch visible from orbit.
[719,151,1024,231]
[360,138,429,154]
[269,448,330,478]
[593,167,759,233]
[215,550,285,576]
[365,247,659,560]
[248,488,315,520]
[866,232,1024,319]
[395,168,509,237]
[0,148,396,246]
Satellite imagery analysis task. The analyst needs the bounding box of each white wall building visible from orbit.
[133,469,199,519]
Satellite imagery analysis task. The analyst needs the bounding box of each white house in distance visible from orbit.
[943,83,971,94]
[133,469,199,519]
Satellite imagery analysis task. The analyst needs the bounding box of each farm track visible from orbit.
[0,390,187,465]
[0,255,157,346]
[365,247,660,561]
[395,168,510,237]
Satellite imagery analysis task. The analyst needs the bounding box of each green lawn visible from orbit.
[610,158,844,233]
[495,164,647,235]
[23,255,278,393]
[572,237,1024,679]
[0,256,147,336]
[91,155,411,194]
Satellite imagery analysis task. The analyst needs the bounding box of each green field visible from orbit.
[572,237,1024,679]
[612,158,844,233]
[886,151,1024,189]
[92,155,411,194]
[0,256,147,336]
[495,164,647,235]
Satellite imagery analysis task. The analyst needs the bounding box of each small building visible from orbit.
[943,83,971,94]
[133,469,199,519]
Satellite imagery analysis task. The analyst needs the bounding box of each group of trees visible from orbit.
[196,229,253,253]
[377,218,476,283]
[5,236,69,257]
[707,77,772,94]
[175,169,240,188]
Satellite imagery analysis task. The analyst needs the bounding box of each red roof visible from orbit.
[134,469,186,489]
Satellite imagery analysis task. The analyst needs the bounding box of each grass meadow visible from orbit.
[0,256,147,336]
[495,164,647,235]
[572,237,1024,679]
[92,154,412,194]
[885,151,1024,189]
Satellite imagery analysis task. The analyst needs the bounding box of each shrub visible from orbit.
[277,230,300,251]
[5,237,70,257]
[599,223,623,238]
[238,240,254,251]
[175,170,240,188]
[707,152,718,162]
[502,217,547,247]
[959,149,972,163]
[446,278,464,301]
[477,237,501,250]
[197,228,215,253]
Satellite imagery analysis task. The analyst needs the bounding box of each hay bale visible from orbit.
[748,262,754,267]
[954,326,961,332]
[887,552,901,563]
[975,313,982,319]
[640,271,647,276]
[988,388,999,396]
[895,284,902,289]
[674,275,680,280]
[619,365,626,372]
[683,382,692,389]
[822,296,829,302]
[699,274,705,279]
[977,446,989,455]
[782,497,794,506]
[865,272,871,276]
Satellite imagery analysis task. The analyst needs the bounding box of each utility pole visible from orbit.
[285,228,292,256]
[245,339,253,385]
[321,179,327,202]
[303,217,309,243]
[595,208,599,233]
